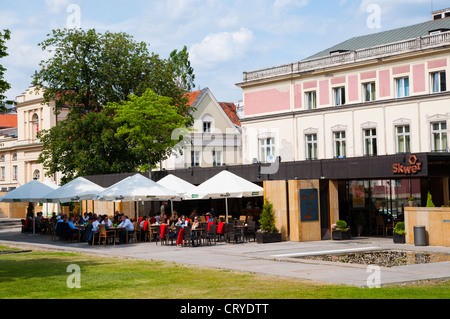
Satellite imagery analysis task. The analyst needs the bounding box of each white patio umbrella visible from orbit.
[44,177,105,203]
[0,180,58,234]
[43,177,105,216]
[95,174,181,220]
[185,170,264,222]
[157,174,196,214]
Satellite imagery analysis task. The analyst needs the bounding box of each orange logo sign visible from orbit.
[393,155,422,175]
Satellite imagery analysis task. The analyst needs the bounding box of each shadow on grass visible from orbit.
[0,252,109,284]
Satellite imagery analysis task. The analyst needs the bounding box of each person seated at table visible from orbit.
[139,216,148,229]
[162,213,172,224]
[155,212,161,224]
[205,212,215,223]
[75,216,85,226]
[101,215,112,229]
[118,215,134,244]
[175,215,189,228]
[82,212,89,223]
[168,214,178,227]
[209,207,217,218]
[191,217,200,230]
[55,214,66,229]
[88,216,101,244]
[67,216,79,231]
[189,209,199,220]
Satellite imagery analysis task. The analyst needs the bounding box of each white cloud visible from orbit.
[189,28,254,68]
[45,0,71,14]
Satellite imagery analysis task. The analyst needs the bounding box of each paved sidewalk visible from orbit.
[1,228,449,287]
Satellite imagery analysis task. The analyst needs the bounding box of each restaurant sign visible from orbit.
[300,189,319,222]
[393,155,422,175]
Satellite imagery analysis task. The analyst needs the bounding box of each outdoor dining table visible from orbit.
[191,228,205,247]
[76,225,87,242]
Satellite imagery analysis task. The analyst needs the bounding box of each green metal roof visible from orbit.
[305,18,450,60]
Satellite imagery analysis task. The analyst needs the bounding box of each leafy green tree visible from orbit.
[37,109,145,184]
[34,29,196,182]
[0,29,13,112]
[169,45,195,91]
[107,89,191,179]
[33,28,189,117]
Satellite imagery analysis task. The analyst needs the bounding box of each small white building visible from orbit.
[159,88,242,170]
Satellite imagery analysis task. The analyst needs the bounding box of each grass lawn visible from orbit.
[0,246,449,299]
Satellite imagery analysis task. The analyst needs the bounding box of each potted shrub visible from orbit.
[331,220,351,240]
[256,199,281,244]
[393,221,406,244]
[406,196,415,207]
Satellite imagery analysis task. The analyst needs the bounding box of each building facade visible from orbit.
[159,88,242,170]
[236,12,450,241]
[0,86,68,191]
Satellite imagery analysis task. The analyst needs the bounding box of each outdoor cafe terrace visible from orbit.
[22,213,259,247]
[3,171,265,247]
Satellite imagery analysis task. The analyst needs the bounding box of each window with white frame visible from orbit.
[306,134,318,160]
[334,131,346,158]
[212,150,222,166]
[333,87,346,106]
[202,114,213,133]
[431,71,446,93]
[191,151,200,167]
[305,91,317,110]
[363,82,376,102]
[363,128,377,156]
[259,137,275,163]
[13,165,18,180]
[12,153,17,161]
[431,121,448,152]
[395,77,410,98]
[396,125,411,153]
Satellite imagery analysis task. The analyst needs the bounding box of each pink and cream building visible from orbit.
[236,11,450,241]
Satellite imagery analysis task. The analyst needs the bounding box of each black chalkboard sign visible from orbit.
[300,189,319,222]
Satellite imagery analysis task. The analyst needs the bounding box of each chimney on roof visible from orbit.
[432,8,450,20]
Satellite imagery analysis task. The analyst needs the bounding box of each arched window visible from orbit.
[12,153,17,161]
[33,169,40,180]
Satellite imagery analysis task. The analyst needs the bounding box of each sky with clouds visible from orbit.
[2,0,449,104]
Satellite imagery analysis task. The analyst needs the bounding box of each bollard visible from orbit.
[413,225,427,246]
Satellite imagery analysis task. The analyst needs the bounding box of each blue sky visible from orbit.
[2,0,449,104]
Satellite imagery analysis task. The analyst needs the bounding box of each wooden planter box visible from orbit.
[393,233,406,244]
[332,231,351,240]
[256,232,282,244]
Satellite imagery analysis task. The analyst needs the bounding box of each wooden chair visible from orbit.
[133,222,141,242]
[49,221,57,241]
[125,224,138,244]
[376,215,385,236]
[98,224,115,246]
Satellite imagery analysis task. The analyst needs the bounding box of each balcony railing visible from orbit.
[242,31,450,83]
